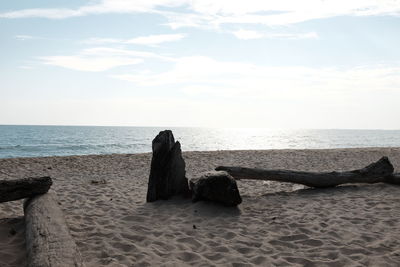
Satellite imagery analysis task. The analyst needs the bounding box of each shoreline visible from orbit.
[0,146,400,160]
[1,147,400,266]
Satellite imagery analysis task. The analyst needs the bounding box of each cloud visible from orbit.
[264,32,319,40]
[15,35,35,40]
[38,47,177,72]
[231,30,318,40]
[232,29,264,40]
[83,34,185,46]
[0,8,82,19]
[0,0,186,19]
[80,47,175,61]
[39,46,177,71]
[40,55,142,72]
[5,52,400,128]
[126,33,185,45]
[113,56,400,101]
[2,0,400,28]
[163,0,400,28]
[81,38,123,45]
[19,65,34,69]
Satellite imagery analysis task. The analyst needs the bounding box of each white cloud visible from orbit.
[160,0,400,28]
[113,56,400,100]
[81,38,123,45]
[40,55,142,72]
[4,53,400,128]
[110,56,400,128]
[38,46,177,72]
[0,0,186,19]
[232,29,264,40]
[80,47,175,61]
[19,65,34,69]
[2,0,400,28]
[15,35,35,40]
[5,59,400,128]
[126,33,185,45]
[265,32,319,40]
[231,30,318,40]
[83,34,186,46]
[172,0,400,26]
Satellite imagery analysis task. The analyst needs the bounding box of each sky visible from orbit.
[1,0,400,129]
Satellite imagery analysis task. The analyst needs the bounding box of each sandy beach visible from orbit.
[1,147,400,266]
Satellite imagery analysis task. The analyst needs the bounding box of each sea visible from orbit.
[0,125,399,159]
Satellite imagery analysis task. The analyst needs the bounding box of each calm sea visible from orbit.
[0,125,399,158]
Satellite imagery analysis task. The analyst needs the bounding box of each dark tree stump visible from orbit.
[216,156,395,188]
[146,130,190,202]
[189,171,242,206]
[0,177,52,203]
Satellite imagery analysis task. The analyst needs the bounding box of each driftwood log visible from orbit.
[147,130,190,202]
[0,177,52,203]
[189,171,242,206]
[24,192,85,267]
[384,173,400,185]
[216,156,398,188]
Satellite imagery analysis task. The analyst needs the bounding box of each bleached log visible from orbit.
[216,156,395,188]
[24,192,85,267]
[0,177,52,203]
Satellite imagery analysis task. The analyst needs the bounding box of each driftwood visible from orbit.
[189,171,242,206]
[24,192,85,267]
[0,177,52,203]
[384,173,400,185]
[147,130,190,202]
[216,156,398,188]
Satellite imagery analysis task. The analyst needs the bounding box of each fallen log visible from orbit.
[384,173,400,185]
[24,192,85,267]
[0,177,52,203]
[216,156,396,188]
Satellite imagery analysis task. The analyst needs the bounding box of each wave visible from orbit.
[1,126,400,158]
[0,143,151,158]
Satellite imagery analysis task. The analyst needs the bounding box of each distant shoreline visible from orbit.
[0,146,400,160]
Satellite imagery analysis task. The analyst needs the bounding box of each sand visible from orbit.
[1,147,400,266]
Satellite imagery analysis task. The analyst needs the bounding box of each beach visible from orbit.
[1,147,400,266]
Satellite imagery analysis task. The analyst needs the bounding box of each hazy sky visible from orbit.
[1,0,400,129]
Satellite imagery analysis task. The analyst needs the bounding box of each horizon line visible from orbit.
[0,124,399,131]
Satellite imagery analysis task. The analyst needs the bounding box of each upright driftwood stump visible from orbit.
[217,156,396,188]
[24,192,85,267]
[146,130,190,202]
[0,177,52,203]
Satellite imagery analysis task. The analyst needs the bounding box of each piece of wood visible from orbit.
[385,173,400,185]
[189,171,242,206]
[24,192,85,267]
[147,130,190,202]
[216,156,395,188]
[0,177,52,203]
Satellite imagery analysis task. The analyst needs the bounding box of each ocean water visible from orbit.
[0,125,399,158]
